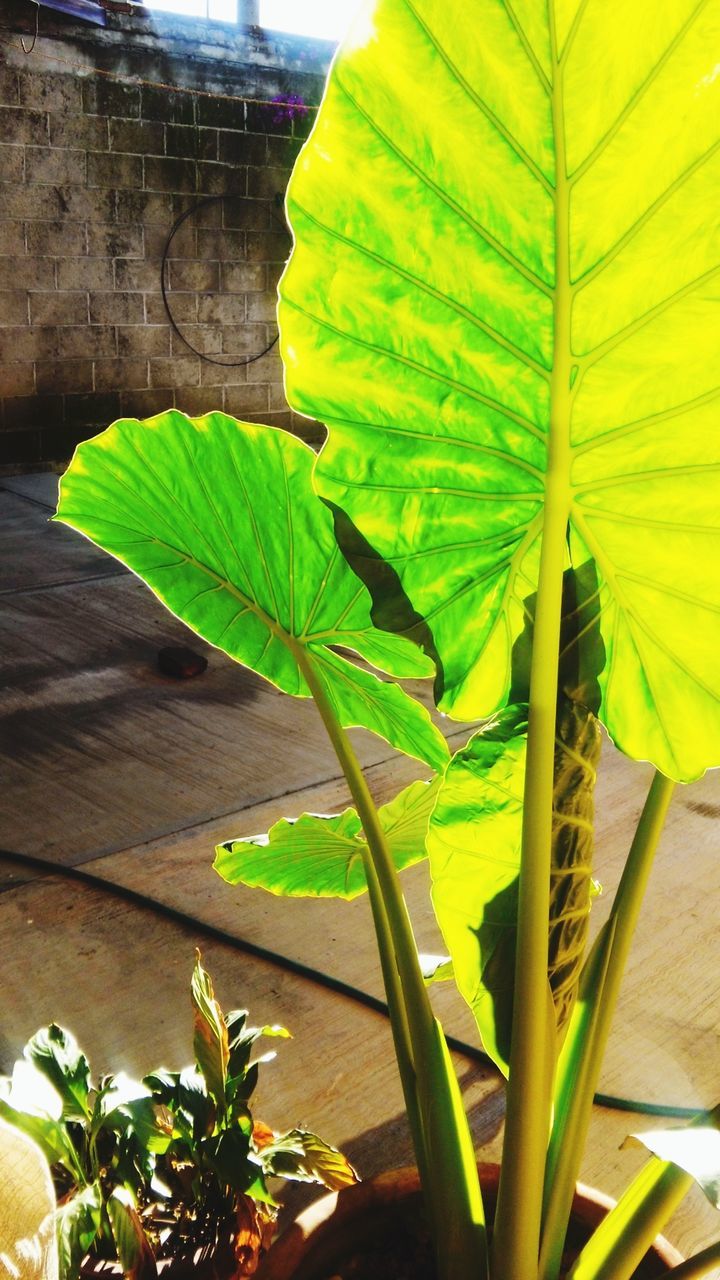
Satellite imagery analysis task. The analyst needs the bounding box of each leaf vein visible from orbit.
[286,297,546,442]
[334,75,553,298]
[572,385,720,459]
[570,0,710,185]
[576,262,720,376]
[402,0,554,195]
[500,0,552,96]
[575,137,720,291]
[227,442,283,624]
[292,201,551,381]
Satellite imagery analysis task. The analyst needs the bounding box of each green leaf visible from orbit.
[279,0,720,783]
[141,1068,178,1110]
[0,1098,81,1180]
[1,1058,63,1121]
[225,1014,275,1085]
[261,1129,359,1191]
[55,1183,103,1280]
[107,1188,158,1279]
[567,1159,692,1280]
[191,952,229,1112]
[144,1067,214,1144]
[626,1107,720,1211]
[55,411,448,772]
[112,1096,174,1154]
[215,776,439,899]
[95,1073,150,1127]
[26,1025,91,1122]
[203,1125,255,1195]
[427,699,599,1074]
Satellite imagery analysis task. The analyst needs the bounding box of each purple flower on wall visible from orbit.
[268,94,309,125]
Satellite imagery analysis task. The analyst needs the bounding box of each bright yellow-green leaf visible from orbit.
[215,776,438,899]
[279,0,720,782]
[55,412,448,772]
[427,699,600,1074]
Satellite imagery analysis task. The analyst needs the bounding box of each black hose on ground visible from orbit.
[0,846,700,1120]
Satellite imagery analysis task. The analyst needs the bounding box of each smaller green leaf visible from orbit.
[261,1129,359,1191]
[626,1107,720,1211]
[113,1096,174,1154]
[253,1024,291,1040]
[141,1068,179,1106]
[312,647,449,773]
[55,1182,103,1280]
[191,953,229,1113]
[26,1025,91,1122]
[241,1170,277,1208]
[228,1065,259,1112]
[225,1020,290,1091]
[225,1009,248,1043]
[215,777,439,900]
[107,1188,158,1279]
[55,412,447,771]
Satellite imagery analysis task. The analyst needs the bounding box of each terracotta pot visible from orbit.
[256,1164,683,1280]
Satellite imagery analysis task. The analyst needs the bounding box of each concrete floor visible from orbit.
[1,472,719,1259]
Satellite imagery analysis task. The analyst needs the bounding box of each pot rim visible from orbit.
[257,1163,684,1280]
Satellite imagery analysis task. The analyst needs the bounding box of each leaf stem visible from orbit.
[492,6,572,1272]
[566,1159,692,1280]
[294,645,487,1280]
[654,1241,720,1280]
[539,771,675,1280]
[361,852,432,1198]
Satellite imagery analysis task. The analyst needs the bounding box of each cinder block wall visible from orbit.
[0,1,331,471]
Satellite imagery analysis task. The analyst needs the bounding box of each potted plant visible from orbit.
[52,0,720,1277]
[0,954,356,1279]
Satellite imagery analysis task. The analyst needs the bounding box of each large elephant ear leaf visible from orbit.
[215,776,439,899]
[55,412,448,772]
[279,0,720,782]
[427,698,600,1075]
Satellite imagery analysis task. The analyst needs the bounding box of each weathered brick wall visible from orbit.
[0,1,331,470]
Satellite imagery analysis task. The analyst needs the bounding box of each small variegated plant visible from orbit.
[53,3,720,1279]
[0,954,356,1279]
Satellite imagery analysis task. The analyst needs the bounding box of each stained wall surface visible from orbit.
[0,0,331,470]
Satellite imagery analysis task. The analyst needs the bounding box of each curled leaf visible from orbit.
[262,1129,359,1191]
[625,1107,720,1211]
[191,952,229,1112]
